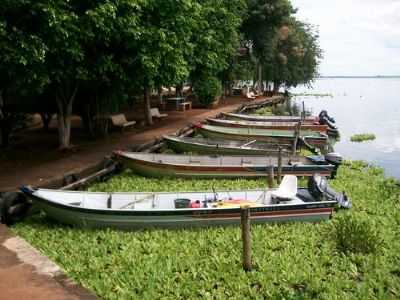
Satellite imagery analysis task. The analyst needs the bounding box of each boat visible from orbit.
[194,123,328,147]
[222,112,317,123]
[113,151,336,178]
[223,111,340,136]
[20,175,350,229]
[163,135,293,156]
[206,118,329,133]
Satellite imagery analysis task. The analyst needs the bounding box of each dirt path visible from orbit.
[0,96,271,191]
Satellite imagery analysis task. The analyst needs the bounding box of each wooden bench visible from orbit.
[110,114,136,131]
[179,101,192,111]
[150,108,168,120]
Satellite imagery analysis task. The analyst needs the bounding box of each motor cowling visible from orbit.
[324,152,343,178]
[307,174,351,208]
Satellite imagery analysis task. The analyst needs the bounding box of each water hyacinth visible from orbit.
[350,133,376,142]
[12,162,400,299]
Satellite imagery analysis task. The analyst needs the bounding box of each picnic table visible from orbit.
[165,97,186,110]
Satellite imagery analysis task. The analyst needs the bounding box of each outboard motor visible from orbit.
[324,152,343,178]
[318,110,339,136]
[308,174,351,209]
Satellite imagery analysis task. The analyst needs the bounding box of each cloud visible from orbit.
[291,0,400,75]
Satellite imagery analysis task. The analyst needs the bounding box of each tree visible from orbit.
[190,0,245,86]
[241,0,294,91]
[264,18,323,90]
[0,1,48,147]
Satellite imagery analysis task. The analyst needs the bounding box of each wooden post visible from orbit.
[241,206,252,272]
[302,101,305,121]
[267,165,274,188]
[292,121,301,155]
[277,146,282,184]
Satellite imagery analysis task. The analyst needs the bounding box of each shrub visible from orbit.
[332,213,383,254]
[193,76,222,106]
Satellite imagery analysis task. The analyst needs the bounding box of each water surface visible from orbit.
[291,78,400,179]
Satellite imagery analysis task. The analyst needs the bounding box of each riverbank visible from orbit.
[0,96,277,192]
[11,161,400,299]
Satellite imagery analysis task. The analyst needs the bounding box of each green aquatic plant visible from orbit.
[12,162,400,299]
[332,212,383,254]
[350,133,376,142]
[292,92,333,98]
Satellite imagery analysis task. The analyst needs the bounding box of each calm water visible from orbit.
[291,78,400,179]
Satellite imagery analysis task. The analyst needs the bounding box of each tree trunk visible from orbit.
[273,81,281,94]
[176,84,183,97]
[143,84,153,126]
[56,84,78,150]
[0,122,10,148]
[40,113,52,131]
[0,92,11,148]
[257,64,263,93]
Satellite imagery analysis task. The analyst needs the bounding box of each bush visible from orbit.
[193,76,222,106]
[332,213,383,254]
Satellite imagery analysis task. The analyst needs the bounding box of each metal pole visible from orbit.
[241,206,252,271]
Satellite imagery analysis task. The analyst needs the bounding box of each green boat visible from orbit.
[222,112,317,123]
[163,135,292,155]
[194,123,328,147]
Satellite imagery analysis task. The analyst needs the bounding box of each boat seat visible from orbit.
[271,175,298,201]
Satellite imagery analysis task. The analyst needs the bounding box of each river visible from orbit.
[291,77,400,179]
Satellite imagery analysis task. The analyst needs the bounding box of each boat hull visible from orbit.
[25,192,334,229]
[164,136,290,156]
[115,153,334,178]
[196,125,327,147]
[207,118,328,133]
[223,112,317,123]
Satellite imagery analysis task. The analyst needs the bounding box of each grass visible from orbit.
[12,162,400,299]
[350,133,376,142]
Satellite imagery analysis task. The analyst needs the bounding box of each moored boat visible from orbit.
[222,112,317,123]
[207,118,328,133]
[194,123,328,147]
[163,135,292,156]
[20,174,350,229]
[113,151,336,178]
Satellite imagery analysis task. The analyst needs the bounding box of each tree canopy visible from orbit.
[0,0,323,148]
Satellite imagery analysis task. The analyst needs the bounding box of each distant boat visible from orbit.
[194,124,328,147]
[222,112,317,123]
[20,174,349,229]
[206,118,328,134]
[163,135,293,156]
[114,151,335,178]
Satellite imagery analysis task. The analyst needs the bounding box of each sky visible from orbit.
[291,0,400,76]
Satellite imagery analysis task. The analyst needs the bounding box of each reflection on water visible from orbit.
[290,77,400,179]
